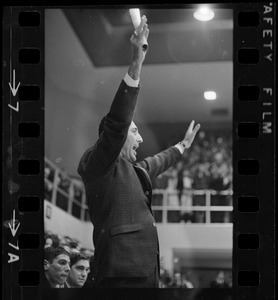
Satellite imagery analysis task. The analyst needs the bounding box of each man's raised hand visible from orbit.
[181,120,201,149]
[130,16,149,63]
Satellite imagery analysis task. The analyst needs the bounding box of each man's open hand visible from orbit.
[181,120,201,149]
[130,16,149,64]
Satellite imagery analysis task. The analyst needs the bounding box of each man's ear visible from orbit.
[44,259,50,271]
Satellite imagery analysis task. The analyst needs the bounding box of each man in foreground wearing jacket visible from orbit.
[78,15,200,288]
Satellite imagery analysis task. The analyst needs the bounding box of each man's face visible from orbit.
[121,121,143,162]
[67,259,90,288]
[44,254,71,287]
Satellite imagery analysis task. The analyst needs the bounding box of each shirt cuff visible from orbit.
[124,73,140,87]
[174,143,185,154]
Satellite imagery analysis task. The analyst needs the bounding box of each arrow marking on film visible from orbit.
[8,69,20,97]
[8,210,20,237]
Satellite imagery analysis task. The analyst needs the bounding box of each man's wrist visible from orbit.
[128,61,142,81]
[179,141,187,148]
[174,142,186,154]
[124,72,140,87]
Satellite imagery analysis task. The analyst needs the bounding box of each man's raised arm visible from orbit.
[78,16,149,179]
[127,15,149,82]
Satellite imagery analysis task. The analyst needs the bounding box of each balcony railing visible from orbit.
[44,157,89,221]
[152,189,233,224]
[44,158,233,224]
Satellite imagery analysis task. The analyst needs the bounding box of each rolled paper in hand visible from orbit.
[129,8,141,28]
[129,8,148,51]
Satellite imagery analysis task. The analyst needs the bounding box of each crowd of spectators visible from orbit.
[44,164,86,219]
[44,231,94,257]
[153,130,233,223]
[43,130,232,289]
[45,130,232,194]
[44,231,95,287]
[44,130,232,223]
[43,233,232,289]
[44,232,231,289]
[44,166,73,198]
[210,271,232,288]
[154,130,232,190]
[160,269,194,288]
[159,268,232,288]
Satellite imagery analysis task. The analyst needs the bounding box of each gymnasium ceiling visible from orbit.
[46,7,233,124]
[64,8,233,66]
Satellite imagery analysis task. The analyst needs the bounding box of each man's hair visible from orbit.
[44,246,70,263]
[70,252,90,266]
[98,116,107,137]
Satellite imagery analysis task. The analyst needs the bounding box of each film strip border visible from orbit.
[3,7,44,300]
[2,4,275,300]
[233,3,275,300]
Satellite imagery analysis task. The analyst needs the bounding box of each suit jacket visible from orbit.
[78,80,182,282]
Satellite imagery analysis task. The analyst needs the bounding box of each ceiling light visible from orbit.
[204,91,217,100]
[194,6,215,22]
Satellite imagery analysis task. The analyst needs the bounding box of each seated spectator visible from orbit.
[44,235,53,249]
[182,273,194,288]
[44,181,53,202]
[167,167,180,223]
[169,272,191,288]
[44,167,51,180]
[66,253,91,288]
[191,164,209,223]
[210,271,230,288]
[180,169,194,223]
[61,243,71,253]
[44,247,71,288]
[64,236,72,245]
[69,241,81,254]
[57,173,70,193]
[51,234,61,248]
[44,163,55,181]
[80,248,94,258]
[159,269,172,288]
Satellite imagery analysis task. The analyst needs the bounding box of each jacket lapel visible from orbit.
[133,165,153,207]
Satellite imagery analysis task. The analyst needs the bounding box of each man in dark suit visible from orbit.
[78,15,200,288]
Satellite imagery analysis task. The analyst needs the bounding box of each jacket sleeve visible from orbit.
[77,80,140,180]
[136,146,182,182]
